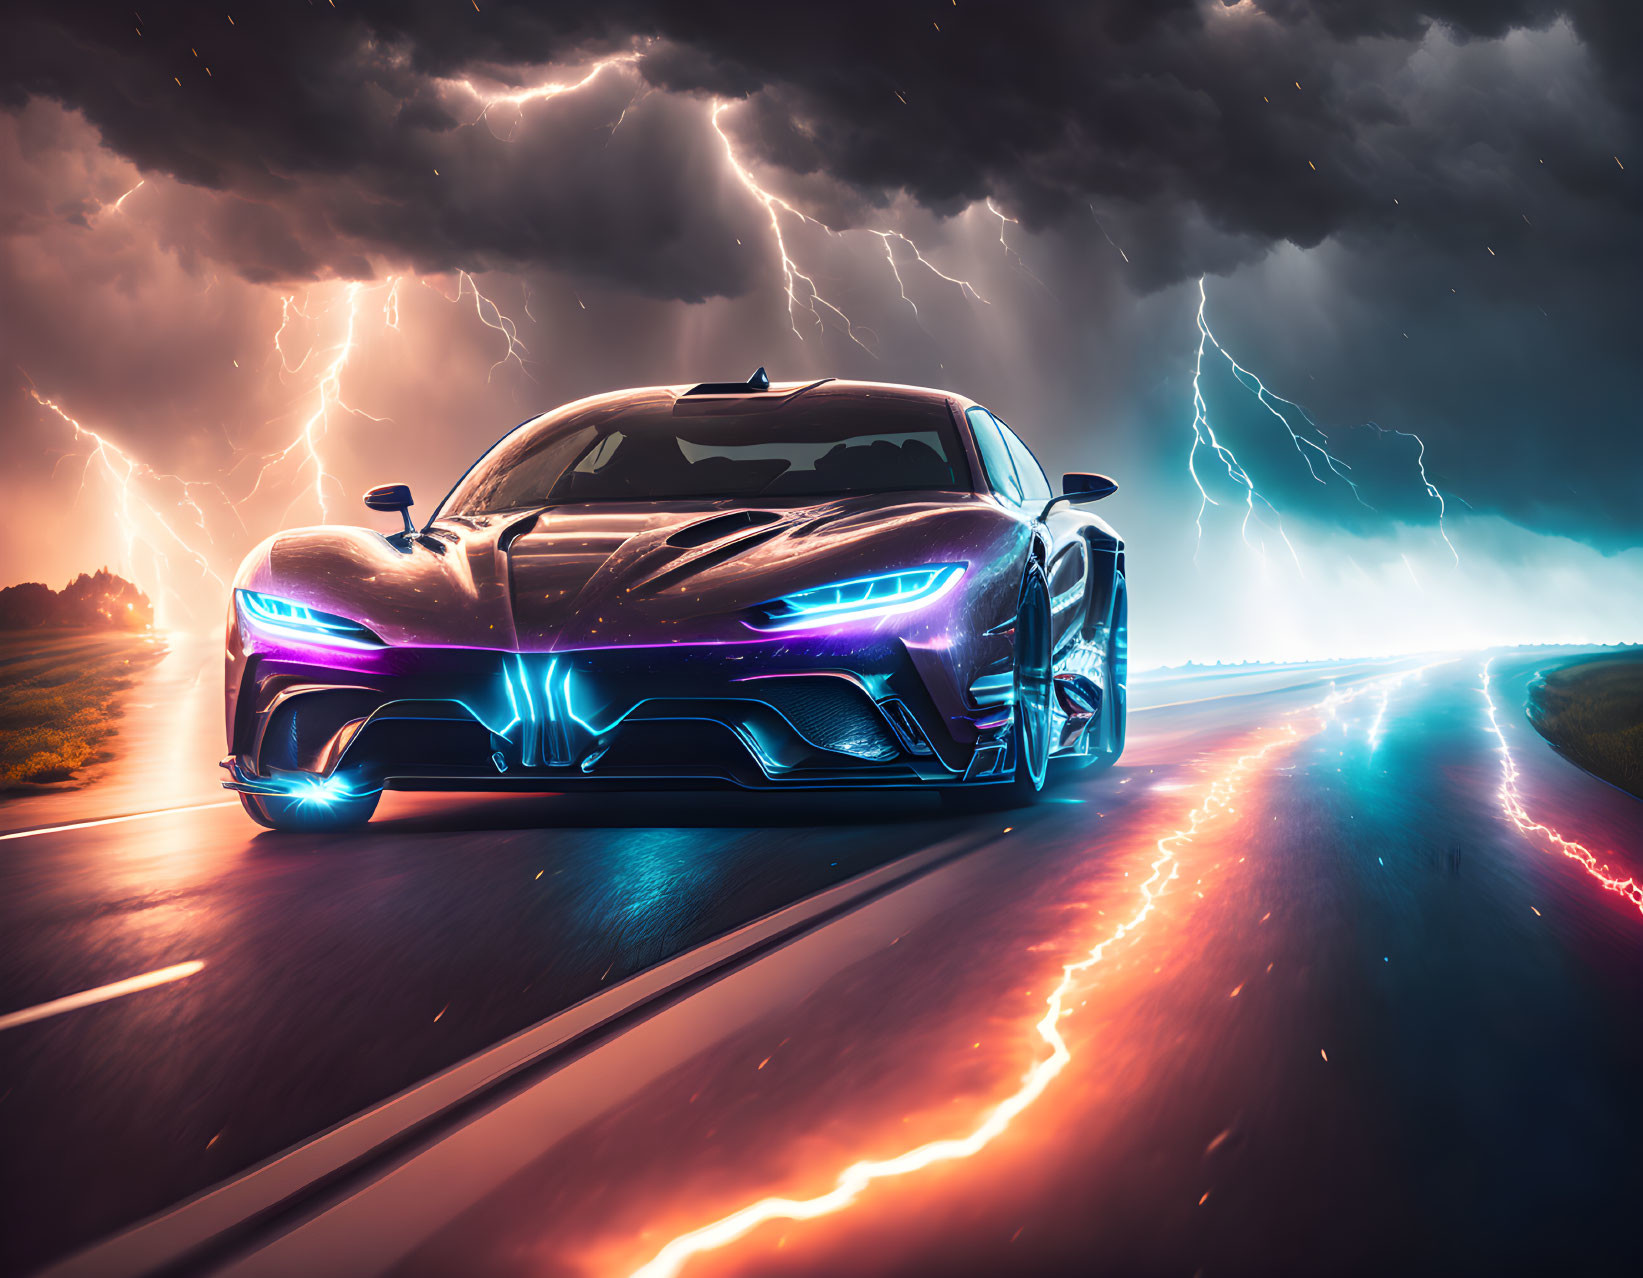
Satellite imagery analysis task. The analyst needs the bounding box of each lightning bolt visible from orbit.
[627,671,1412,1278]
[1481,659,1643,918]
[242,281,388,522]
[711,100,994,350]
[710,100,877,353]
[443,57,989,353]
[451,51,644,140]
[985,198,1047,288]
[1363,423,1460,565]
[422,270,530,381]
[106,179,145,216]
[1189,277,1303,569]
[27,389,226,625]
[1190,276,1460,567]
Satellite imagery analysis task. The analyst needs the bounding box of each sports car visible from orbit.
[223,370,1127,830]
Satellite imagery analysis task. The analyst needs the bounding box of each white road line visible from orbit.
[0,961,205,1033]
[0,800,237,843]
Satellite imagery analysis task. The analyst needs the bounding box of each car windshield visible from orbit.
[442,387,970,513]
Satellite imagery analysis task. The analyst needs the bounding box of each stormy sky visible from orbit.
[1,0,1638,663]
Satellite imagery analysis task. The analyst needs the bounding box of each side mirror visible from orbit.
[1040,472,1118,519]
[1063,472,1118,501]
[364,483,416,536]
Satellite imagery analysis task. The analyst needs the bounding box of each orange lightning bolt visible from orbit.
[627,673,1406,1278]
[27,389,225,624]
[244,280,388,522]
[1481,659,1643,918]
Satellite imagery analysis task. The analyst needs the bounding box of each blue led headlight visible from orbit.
[749,564,966,632]
[235,589,385,650]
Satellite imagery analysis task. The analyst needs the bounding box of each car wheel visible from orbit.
[1060,571,1128,773]
[1006,560,1053,802]
[239,789,380,833]
[241,696,379,832]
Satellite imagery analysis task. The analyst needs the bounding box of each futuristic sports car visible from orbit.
[223,371,1127,830]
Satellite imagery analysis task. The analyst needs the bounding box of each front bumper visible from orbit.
[224,633,1016,796]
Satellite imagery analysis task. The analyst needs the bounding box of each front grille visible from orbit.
[751,677,900,761]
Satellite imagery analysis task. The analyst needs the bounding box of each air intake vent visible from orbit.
[667,510,782,549]
[753,677,901,761]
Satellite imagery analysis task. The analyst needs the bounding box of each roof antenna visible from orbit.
[747,366,769,391]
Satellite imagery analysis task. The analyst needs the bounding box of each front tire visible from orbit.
[239,695,379,832]
[1006,561,1053,802]
[1066,573,1127,773]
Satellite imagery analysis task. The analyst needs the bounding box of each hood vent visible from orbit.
[666,509,782,549]
[643,526,784,594]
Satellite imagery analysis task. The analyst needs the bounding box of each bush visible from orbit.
[1527,651,1643,801]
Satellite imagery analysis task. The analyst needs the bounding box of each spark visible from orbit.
[627,674,1409,1278]
[1480,659,1642,918]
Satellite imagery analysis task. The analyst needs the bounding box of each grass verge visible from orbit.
[1527,649,1643,801]
[0,630,167,790]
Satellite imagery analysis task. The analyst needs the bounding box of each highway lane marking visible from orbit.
[0,801,238,842]
[41,826,999,1278]
[0,961,205,1033]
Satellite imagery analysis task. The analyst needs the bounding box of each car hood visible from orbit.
[245,492,1020,651]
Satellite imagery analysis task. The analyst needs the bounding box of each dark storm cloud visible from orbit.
[0,1,1639,548]
[2,2,1634,290]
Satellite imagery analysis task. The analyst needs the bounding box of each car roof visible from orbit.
[535,377,975,420]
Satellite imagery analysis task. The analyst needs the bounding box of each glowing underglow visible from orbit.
[241,771,376,806]
[751,565,965,632]
[1481,659,1643,917]
[236,589,384,649]
[625,672,1422,1278]
[562,664,600,735]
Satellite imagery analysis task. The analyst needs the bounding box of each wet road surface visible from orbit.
[3,651,1640,1277]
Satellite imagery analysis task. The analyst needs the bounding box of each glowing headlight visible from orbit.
[236,589,384,650]
[749,564,965,632]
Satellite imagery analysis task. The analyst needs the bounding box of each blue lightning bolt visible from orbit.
[1189,278,1302,569]
[1189,276,1460,567]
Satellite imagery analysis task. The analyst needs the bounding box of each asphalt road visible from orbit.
[2,650,1639,1277]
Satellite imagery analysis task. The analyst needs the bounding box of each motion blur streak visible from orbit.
[627,675,1406,1278]
[0,960,204,1033]
[1481,659,1643,917]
